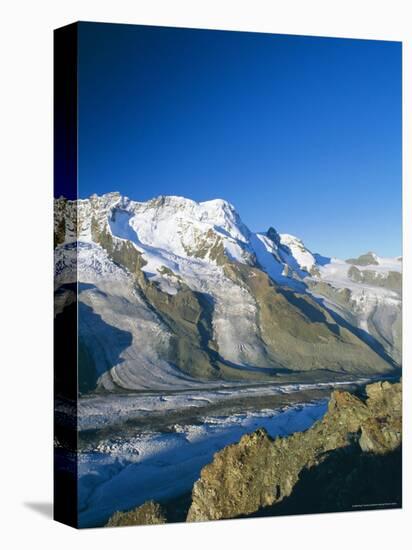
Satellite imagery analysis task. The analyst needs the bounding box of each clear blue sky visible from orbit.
[78,23,402,258]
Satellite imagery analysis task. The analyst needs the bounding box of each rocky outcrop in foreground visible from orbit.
[106,501,166,527]
[187,380,401,522]
[103,380,401,526]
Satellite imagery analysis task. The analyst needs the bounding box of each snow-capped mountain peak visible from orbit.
[105,194,253,268]
[55,192,402,390]
[279,233,316,274]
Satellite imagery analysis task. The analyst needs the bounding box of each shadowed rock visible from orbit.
[242,444,401,518]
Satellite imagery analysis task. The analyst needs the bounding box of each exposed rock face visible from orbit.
[359,381,402,453]
[346,251,379,266]
[307,274,402,365]
[225,263,391,375]
[348,265,402,292]
[187,380,401,522]
[106,501,166,527]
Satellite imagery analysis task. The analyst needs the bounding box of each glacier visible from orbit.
[54,192,402,392]
[53,192,402,527]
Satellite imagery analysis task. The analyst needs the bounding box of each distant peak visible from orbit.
[200,198,235,210]
[279,234,309,254]
[92,191,121,199]
[345,251,379,266]
[149,194,191,203]
[266,227,281,246]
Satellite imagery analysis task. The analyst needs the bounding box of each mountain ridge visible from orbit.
[54,192,401,392]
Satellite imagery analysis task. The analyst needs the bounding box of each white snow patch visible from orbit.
[280,233,316,273]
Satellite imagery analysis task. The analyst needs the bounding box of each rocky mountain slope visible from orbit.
[187,379,402,521]
[54,193,401,392]
[103,379,401,525]
[106,501,166,527]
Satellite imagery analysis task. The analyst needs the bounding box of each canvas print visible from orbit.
[54,22,402,528]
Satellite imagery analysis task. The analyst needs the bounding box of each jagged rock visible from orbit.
[346,251,379,266]
[249,444,402,517]
[187,380,401,522]
[358,381,402,453]
[348,265,401,291]
[106,501,166,527]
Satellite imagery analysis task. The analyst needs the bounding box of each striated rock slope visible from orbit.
[187,380,402,522]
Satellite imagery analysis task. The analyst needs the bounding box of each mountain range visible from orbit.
[54,193,402,393]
